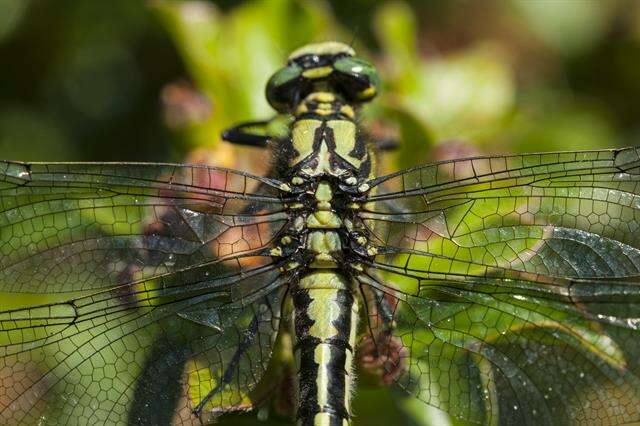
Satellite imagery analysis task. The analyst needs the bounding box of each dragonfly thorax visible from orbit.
[284,92,373,182]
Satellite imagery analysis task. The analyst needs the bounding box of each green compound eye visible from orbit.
[266,63,303,111]
[333,56,381,101]
[265,52,381,112]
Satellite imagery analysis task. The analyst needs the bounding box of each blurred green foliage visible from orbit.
[2,0,640,425]
[2,0,639,166]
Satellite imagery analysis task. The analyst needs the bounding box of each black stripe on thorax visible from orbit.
[288,121,363,177]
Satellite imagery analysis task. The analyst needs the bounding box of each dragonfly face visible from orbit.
[266,41,380,113]
[2,41,640,426]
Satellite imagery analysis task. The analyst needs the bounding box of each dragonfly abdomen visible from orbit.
[291,271,358,426]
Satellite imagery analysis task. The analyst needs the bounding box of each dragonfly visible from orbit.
[2,41,640,426]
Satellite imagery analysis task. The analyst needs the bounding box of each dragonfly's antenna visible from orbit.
[348,22,361,51]
[271,39,285,59]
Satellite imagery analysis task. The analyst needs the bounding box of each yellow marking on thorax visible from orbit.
[296,103,309,115]
[339,105,355,119]
[306,231,341,268]
[291,119,321,164]
[316,137,331,173]
[290,91,361,174]
[307,211,342,228]
[315,181,332,209]
[329,119,359,168]
[306,181,342,265]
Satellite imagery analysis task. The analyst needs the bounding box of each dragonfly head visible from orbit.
[266,41,381,113]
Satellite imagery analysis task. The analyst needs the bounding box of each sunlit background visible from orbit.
[1,0,640,425]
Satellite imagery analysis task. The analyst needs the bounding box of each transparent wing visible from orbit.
[357,147,640,425]
[0,161,288,294]
[0,161,291,425]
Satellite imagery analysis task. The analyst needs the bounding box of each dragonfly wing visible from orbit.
[358,147,640,424]
[0,161,291,424]
[2,268,287,425]
[132,280,287,426]
[0,161,288,294]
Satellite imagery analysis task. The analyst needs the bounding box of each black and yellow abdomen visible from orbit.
[291,271,358,426]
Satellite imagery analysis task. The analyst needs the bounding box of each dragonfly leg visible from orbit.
[192,296,273,418]
[373,137,400,151]
[357,285,406,386]
[221,120,272,147]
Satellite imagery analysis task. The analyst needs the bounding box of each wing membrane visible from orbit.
[362,147,640,282]
[2,264,287,425]
[0,161,289,294]
[358,271,640,425]
[0,161,291,424]
[359,147,640,425]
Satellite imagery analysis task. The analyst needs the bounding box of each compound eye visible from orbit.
[333,56,381,102]
[266,63,303,112]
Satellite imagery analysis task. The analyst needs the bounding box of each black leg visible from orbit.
[373,138,400,152]
[221,121,273,147]
[192,297,271,417]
